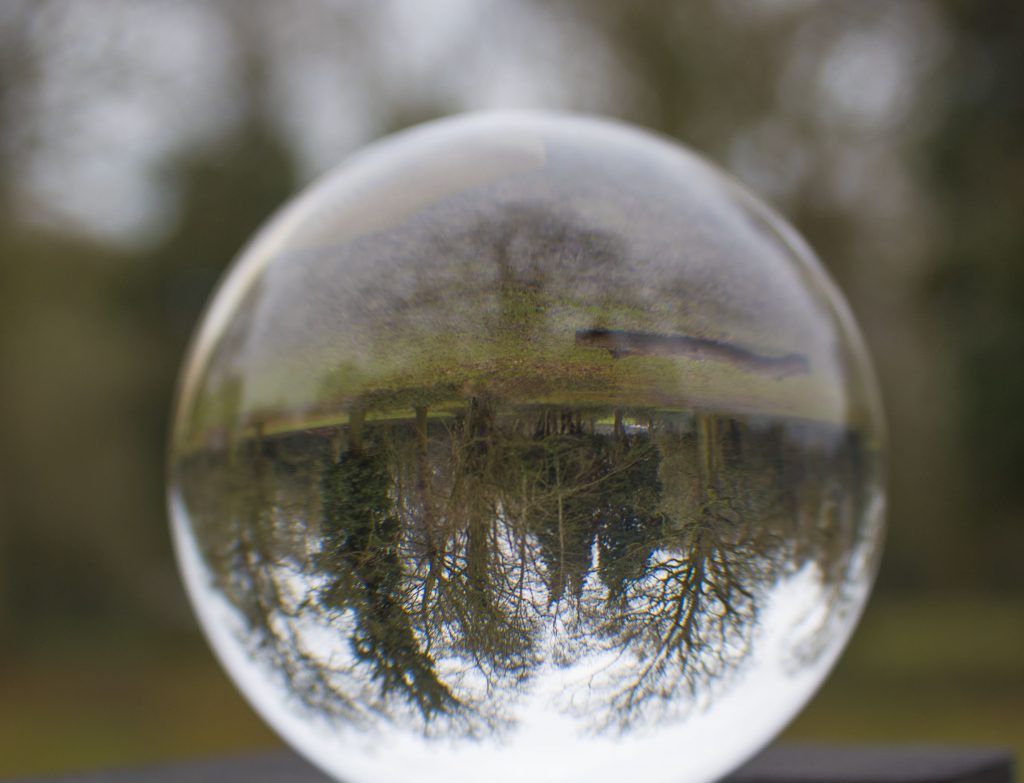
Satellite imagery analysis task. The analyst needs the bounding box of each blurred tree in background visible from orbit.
[926,1,1024,590]
[0,0,1021,774]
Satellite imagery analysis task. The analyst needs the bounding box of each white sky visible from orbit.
[7,1,947,248]
[172,488,879,783]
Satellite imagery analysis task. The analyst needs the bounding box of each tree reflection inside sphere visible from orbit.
[168,112,885,783]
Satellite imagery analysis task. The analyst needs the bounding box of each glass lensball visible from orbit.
[168,112,885,783]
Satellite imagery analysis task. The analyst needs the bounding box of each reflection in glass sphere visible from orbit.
[168,112,885,783]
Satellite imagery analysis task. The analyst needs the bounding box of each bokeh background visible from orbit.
[1,0,1021,776]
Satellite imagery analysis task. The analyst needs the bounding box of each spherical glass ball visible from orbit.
[168,112,885,783]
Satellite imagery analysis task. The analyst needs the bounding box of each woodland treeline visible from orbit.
[176,401,878,734]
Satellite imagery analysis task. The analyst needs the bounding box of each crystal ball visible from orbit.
[168,112,885,783]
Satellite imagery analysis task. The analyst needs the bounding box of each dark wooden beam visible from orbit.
[7,745,1013,783]
[575,329,810,378]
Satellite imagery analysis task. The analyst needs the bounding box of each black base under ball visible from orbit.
[7,746,1014,783]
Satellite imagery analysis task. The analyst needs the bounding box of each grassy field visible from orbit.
[1,595,1019,778]
[783,595,1024,755]
[180,278,864,453]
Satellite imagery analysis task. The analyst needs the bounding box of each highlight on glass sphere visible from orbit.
[168,111,885,783]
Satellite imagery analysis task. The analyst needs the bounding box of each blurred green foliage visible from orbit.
[927,2,1024,589]
[0,0,1020,775]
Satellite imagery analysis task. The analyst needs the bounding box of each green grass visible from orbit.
[0,635,280,777]
[180,284,858,451]
[2,596,1019,777]
[783,595,1024,760]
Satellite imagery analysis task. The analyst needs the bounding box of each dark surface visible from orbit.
[731,746,1014,783]
[8,746,1015,783]
[5,753,329,783]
